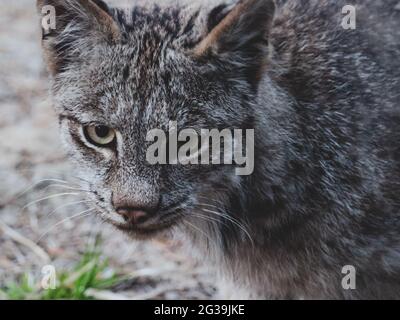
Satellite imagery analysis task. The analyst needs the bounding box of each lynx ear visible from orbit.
[37,0,120,75]
[193,0,275,83]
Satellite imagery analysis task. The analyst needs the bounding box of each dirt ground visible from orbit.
[0,0,216,299]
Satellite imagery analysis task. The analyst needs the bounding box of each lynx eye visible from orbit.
[83,125,116,147]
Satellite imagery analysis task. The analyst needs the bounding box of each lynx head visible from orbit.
[38,0,275,239]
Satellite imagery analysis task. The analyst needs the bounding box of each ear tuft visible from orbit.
[193,0,275,57]
[206,4,235,33]
[193,0,275,87]
[37,0,120,75]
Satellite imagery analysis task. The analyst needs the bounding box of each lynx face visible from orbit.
[38,0,274,237]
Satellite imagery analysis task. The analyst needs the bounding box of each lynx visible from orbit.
[37,0,400,299]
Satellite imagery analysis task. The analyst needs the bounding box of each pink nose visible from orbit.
[116,207,149,225]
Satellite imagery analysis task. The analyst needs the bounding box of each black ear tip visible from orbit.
[41,30,49,41]
[207,4,231,32]
[265,0,276,14]
[91,0,112,15]
[249,0,276,15]
[36,0,47,11]
[246,0,276,13]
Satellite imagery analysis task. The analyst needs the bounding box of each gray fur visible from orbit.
[38,0,400,299]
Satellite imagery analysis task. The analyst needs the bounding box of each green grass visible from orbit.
[1,236,125,300]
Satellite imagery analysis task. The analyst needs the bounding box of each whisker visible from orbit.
[197,201,247,229]
[36,208,95,243]
[12,179,76,200]
[45,200,92,219]
[3,168,93,188]
[197,196,227,207]
[22,193,81,210]
[190,212,229,229]
[41,184,93,194]
[162,203,190,215]
[182,220,218,248]
[196,202,221,210]
[200,208,254,245]
[189,212,236,238]
[7,168,80,181]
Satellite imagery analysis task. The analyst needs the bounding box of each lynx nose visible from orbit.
[116,207,150,225]
[112,188,160,225]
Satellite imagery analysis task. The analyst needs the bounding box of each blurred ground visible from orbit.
[0,0,216,299]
